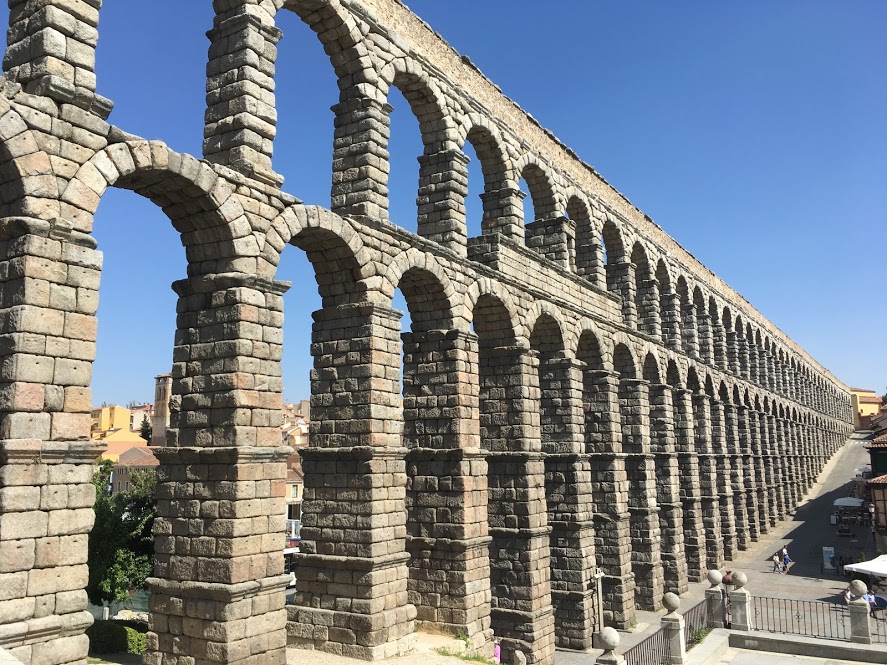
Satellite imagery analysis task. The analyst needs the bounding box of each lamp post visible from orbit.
[871,476,887,555]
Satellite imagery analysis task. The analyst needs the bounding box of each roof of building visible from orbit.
[869,474,887,485]
[117,446,159,468]
[868,434,887,448]
[100,438,149,461]
[860,395,883,404]
[851,387,878,394]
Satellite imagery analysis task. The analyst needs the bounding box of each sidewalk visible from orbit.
[557,430,875,665]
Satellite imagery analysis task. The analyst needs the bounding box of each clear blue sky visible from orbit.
[4,2,883,405]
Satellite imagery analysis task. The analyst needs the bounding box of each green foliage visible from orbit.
[139,414,152,442]
[689,627,711,646]
[455,628,469,645]
[86,621,148,655]
[87,463,156,605]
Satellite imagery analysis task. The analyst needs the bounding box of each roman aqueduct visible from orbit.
[0,1,853,664]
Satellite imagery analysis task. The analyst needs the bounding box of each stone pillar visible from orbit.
[331,98,392,221]
[636,278,661,338]
[649,384,688,595]
[673,389,706,582]
[737,405,760,543]
[696,313,713,365]
[722,402,749,551]
[726,331,739,376]
[0,221,104,664]
[747,343,759,386]
[288,302,416,659]
[540,357,597,650]
[692,393,723,569]
[147,274,291,665]
[767,414,787,520]
[681,304,699,359]
[774,417,796,511]
[593,628,624,665]
[607,261,636,328]
[661,292,681,351]
[747,410,769,536]
[619,379,663,611]
[711,318,727,371]
[737,336,750,381]
[417,148,470,255]
[728,572,750,631]
[575,232,605,288]
[585,371,635,628]
[401,329,491,650]
[481,346,554,665]
[204,5,284,186]
[478,188,526,242]
[661,593,687,665]
[708,398,736,560]
[3,0,112,114]
[704,570,725,629]
[848,580,872,645]
[526,216,576,271]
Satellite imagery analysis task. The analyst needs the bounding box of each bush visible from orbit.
[87,620,148,655]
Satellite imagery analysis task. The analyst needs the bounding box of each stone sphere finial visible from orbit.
[707,569,723,588]
[599,626,620,651]
[849,579,868,598]
[733,571,747,589]
[663,592,680,613]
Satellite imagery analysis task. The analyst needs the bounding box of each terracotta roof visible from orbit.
[870,474,887,485]
[868,434,887,448]
[117,446,159,468]
[851,387,878,393]
[860,396,883,404]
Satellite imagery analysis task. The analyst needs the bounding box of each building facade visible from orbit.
[0,2,853,665]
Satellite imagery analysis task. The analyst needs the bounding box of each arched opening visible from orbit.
[676,277,695,356]
[708,299,726,371]
[463,125,511,240]
[693,287,710,363]
[631,243,657,335]
[573,198,603,287]
[656,260,675,347]
[386,85,428,232]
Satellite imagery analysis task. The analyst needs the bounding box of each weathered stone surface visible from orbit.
[0,2,854,665]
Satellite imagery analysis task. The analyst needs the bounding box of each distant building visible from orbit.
[91,405,133,439]
[850,387,882,429]
[152,373,172,447]
[111,445,159,495]
[130,403,154,431]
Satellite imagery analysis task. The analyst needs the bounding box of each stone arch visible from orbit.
[0,103,49,219]
[522,301,568,352]
[263,204,372,305]
[665,358,683,388]
[277,0,372,99]
[601,216,627,265]
[567,192,598,281]
[642,352,661,384]
[62,141,246,239]
[380,57,455,149]
[382,248,460,330]
[613,342,637,379]
[631,241,657,335]
[576,326,605,371]
[460,114,516,236]
[514,154,560,221]
[529,312,566,355]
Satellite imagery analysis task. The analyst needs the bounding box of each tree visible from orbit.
[87,461,156,605]
[139,414,152,442]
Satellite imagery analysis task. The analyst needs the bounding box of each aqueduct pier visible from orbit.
[0,1,852,665]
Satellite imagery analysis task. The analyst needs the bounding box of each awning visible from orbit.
[844,554,887,577]
[833,497,865,508]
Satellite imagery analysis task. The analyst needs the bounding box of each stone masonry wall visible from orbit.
[0,2,855,665]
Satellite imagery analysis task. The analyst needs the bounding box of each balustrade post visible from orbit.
[661,593,687,665]
[848,580,872,645]
[593,628,624,665]
[728,571,750,631]
[705,570,725,629]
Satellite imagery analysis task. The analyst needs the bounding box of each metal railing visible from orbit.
[872,610,887,643]
[683,597,710,650]
[623,624,672,665]
[752,596,849,641]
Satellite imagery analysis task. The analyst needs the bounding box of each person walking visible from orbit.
[772,553,781,573]
[783,549,792,574]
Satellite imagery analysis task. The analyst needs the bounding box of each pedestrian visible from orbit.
[863,591,876,617]
[772,553,781,573]
[838,555,845,576]
[783,550,792,574]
